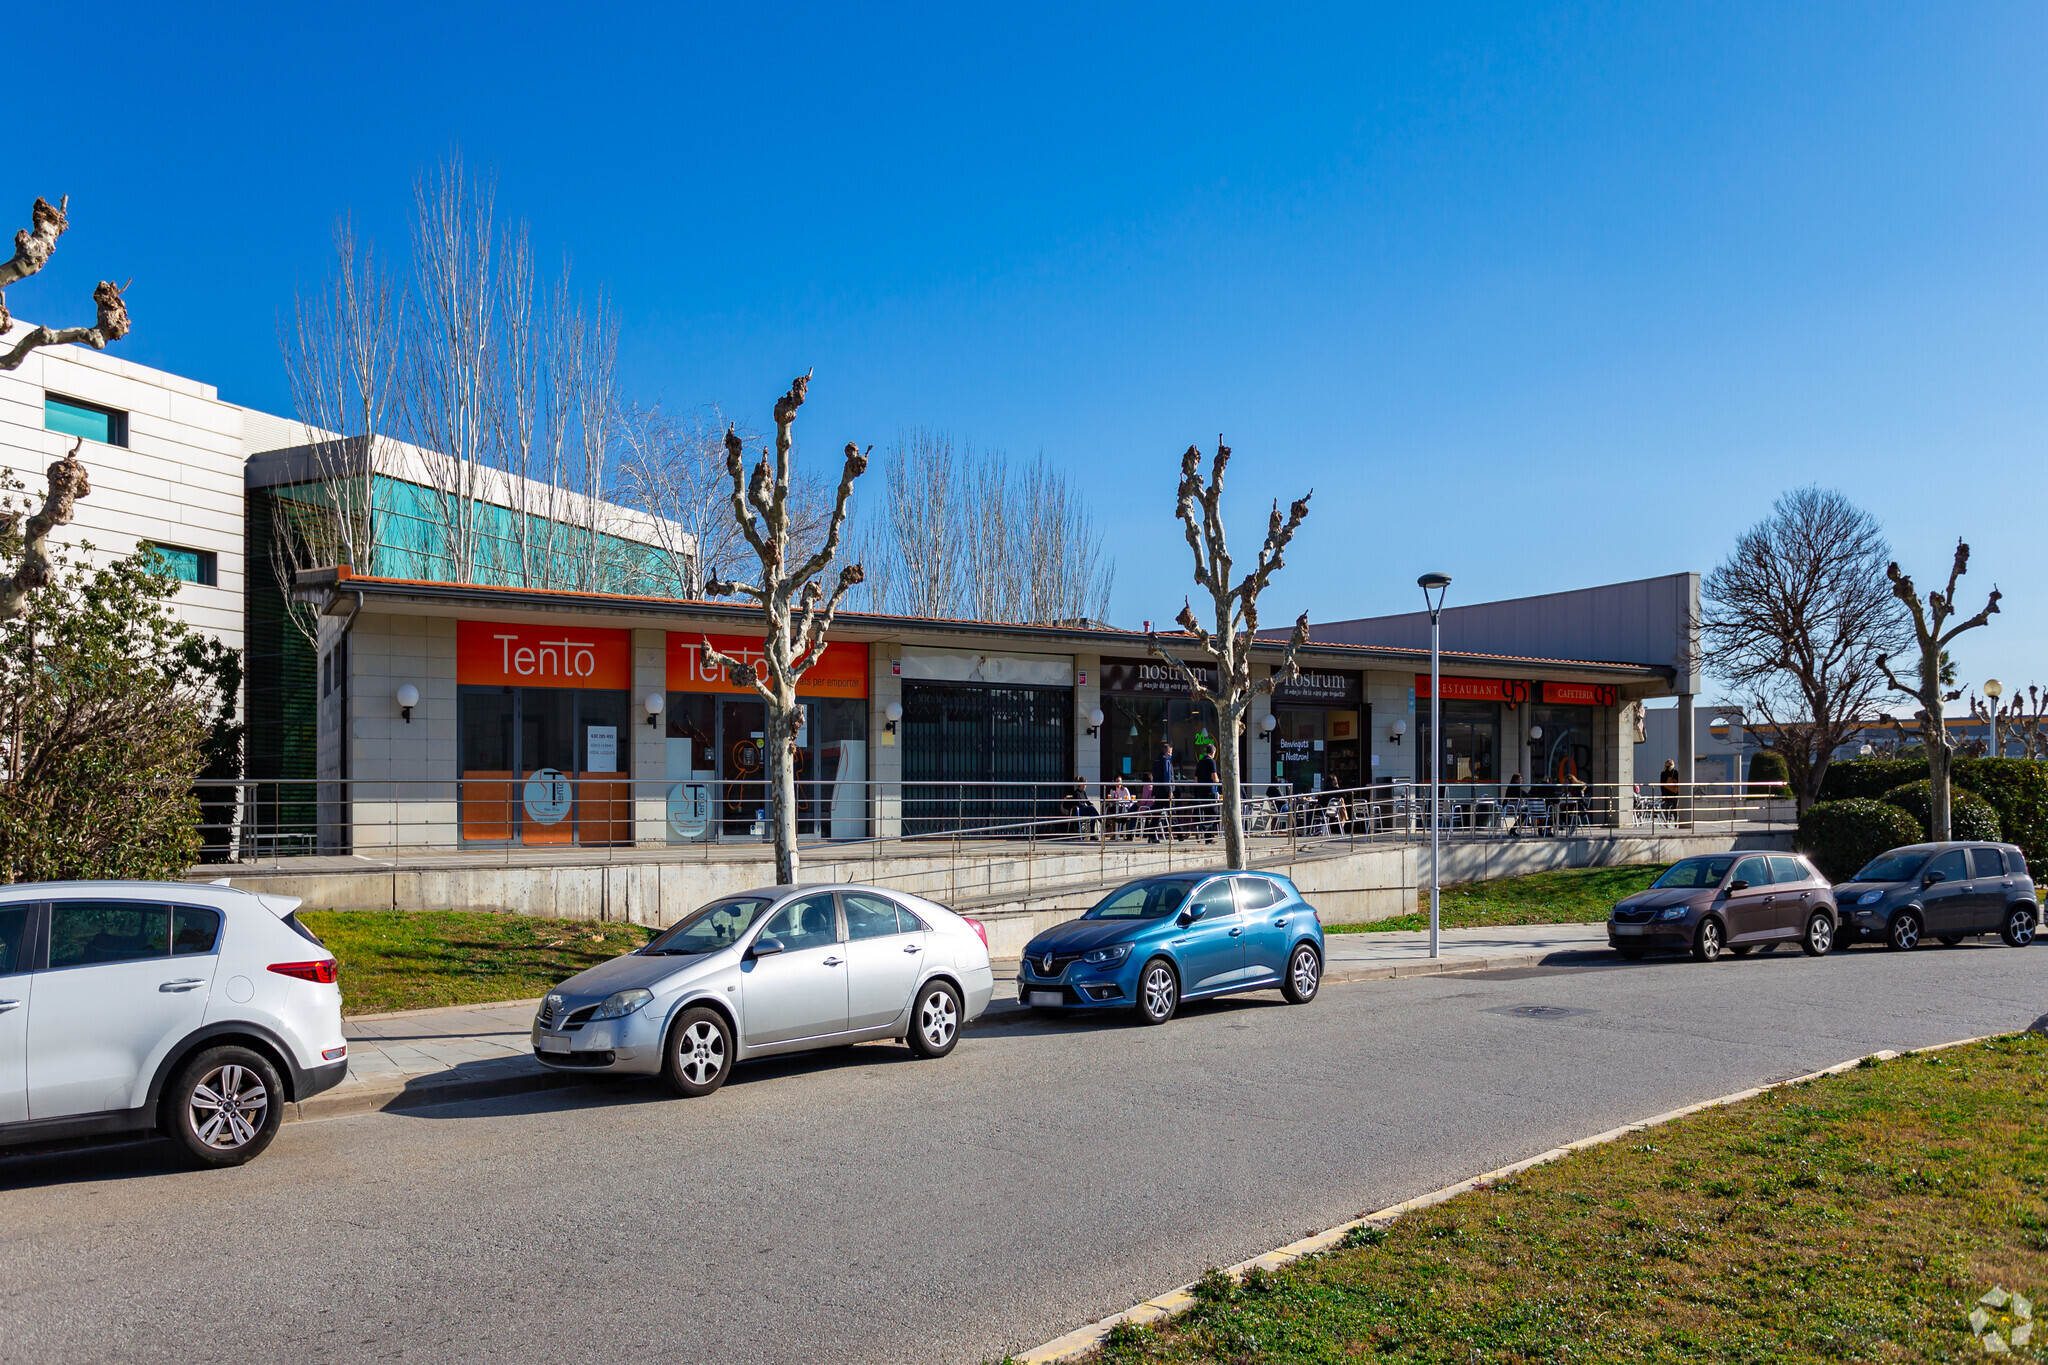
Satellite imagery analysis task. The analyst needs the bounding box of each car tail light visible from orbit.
[270,959,338,984]
[322,1045,348,1061]
[964,917,989,950]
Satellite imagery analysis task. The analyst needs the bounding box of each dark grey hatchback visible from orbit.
[1831,842,2038,950]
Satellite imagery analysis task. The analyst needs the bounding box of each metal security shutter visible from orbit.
[902,682,1072,836]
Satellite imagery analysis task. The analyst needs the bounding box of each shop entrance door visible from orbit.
[720,699,768,838]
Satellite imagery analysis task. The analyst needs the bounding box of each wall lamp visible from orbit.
[1086,707,1105,738]
[1259,712,1279,736]
[885,700,904,734]
[394,683,419,724]
[644,692,666,729]
[1388,718,1406,746]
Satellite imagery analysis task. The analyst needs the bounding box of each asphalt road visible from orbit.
[5,940,2045,1364]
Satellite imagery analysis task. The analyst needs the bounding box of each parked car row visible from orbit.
[1608,842,2038,962]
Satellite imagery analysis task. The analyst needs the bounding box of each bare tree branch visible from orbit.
[1881,538,2001,840]
[0,196,132,372]
[0,444,91,622]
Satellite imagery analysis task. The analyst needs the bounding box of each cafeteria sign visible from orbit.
[1542,681,1619,707]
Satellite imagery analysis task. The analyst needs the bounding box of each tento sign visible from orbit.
[457,620,633,690]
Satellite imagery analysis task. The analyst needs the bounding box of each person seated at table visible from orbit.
[1501,772,1525,837]
[1323,792,1350,835]
[1059,778,1099,838]
[1104,776,1134,838]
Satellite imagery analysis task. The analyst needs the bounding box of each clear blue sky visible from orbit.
[16,3,2047,699]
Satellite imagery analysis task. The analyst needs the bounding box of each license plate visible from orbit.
[1026,991,1064,1007]
[1612,924,1645,936]
[537,1033,570,1053]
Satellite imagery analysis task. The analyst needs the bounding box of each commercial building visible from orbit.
[294,568,1688,852]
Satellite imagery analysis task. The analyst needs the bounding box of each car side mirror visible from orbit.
[1725,879,1749,893]
[747,936,786,959]
[1922,872,1945,888]
[1179,904,1206,926]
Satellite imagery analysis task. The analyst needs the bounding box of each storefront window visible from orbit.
[665,693,717,843]
[1420,701,1499,785]
[458,684,632,845]
[1102,696,1224,786]
[1529,703,1596,786]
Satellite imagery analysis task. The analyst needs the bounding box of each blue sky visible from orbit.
[15,3,2046,700]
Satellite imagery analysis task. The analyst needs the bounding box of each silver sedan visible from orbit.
[532,884,995,1096]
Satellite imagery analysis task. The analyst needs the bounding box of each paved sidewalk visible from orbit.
[303,922,1612,1123]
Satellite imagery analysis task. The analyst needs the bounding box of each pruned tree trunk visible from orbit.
[1146,439,1310,869]
[0,445,92,622]
[1877,540,2000,841]
[0,196,130,372]
[701,374,867,884]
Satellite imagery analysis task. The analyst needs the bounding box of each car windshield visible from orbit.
[1651,856,1738,889]
[641,897,777,955]
[1852,851,1930,883]
[1083,876,1206,920]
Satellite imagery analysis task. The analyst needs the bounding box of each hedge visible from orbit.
[1820,757,2047,868]
[1747,750,1790,798]
[1796,799,1924,882]
[1880,781,2001,843]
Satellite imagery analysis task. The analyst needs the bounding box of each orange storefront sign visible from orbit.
[457,620,633,690]
[1414,674,1530,704]
[667,633,869,697]
[1542,681,1619,707]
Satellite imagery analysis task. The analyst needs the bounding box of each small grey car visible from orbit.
[532,884,995,1097]
[1831,842,2038,950]
[1608,851,1840,961]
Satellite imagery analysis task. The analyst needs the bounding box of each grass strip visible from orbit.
[1324,863,1668,933]
[299,910,653,1016]
[1059,1033,2048,1364]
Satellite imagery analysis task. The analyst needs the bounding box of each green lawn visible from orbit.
[1325,863,1669,933]
[299,910,654,1016]
[1065,1034,2048,1364]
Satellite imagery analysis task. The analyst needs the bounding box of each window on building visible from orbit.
[44,394,129,447]
[144,544,218,587]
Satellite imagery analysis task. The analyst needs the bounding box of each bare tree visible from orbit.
[1147,439,1311,868]
[0,196,129,372]
[1876,540,2001,841]
[0,444,91,622]
[275,217,402,644]
[700,375,868,884]
[1700,488,1908,812]
[1970,684,2047,760]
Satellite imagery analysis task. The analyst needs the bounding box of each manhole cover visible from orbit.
[1485,1004,1597,1021]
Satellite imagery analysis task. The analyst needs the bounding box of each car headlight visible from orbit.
[1082,943,1133,965]
[1656,906,1689,921]
[592,988,653,1020]
[1856,890,1884,906]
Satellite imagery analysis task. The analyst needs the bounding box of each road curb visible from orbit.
[1012,1030,2008,1365]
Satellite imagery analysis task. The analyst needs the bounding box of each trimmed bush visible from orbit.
[1796,799,1922,882]
[1747,750,1790,798]
[1880,781,2001,843]
[1821,757,2048,869]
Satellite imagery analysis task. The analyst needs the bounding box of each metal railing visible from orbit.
[193,776,1782,867]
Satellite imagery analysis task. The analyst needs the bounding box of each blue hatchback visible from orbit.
[1017,871,1326,1024]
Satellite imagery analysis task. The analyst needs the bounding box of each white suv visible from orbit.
[0,882,346,1166]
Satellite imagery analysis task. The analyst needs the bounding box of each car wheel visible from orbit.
[1937,933,1964,946]
[1692,917,1725,963]
[906,980,962,1059]
[2002,906,2038,948]
[662,1007,733,1098]
[1729,944,1754,957]
[1281,943,1321,1004]
[1137,958,1179,1025]
[166,1045,283,1168]
[1886,911,1922,952]
[1801,912,1834,957]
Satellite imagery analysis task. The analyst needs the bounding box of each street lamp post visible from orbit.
[1418,572,1452,960]
[1985,679,2004,758]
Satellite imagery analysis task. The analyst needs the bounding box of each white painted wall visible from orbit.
[0,334,246,648]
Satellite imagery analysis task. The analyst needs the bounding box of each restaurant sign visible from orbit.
[457,620,633,689]
[667,633,870,697]
[1272,668,1361,707]
[1542,681,1619,707]
[1413,674,1530,704]
[1100,656,1217,696]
